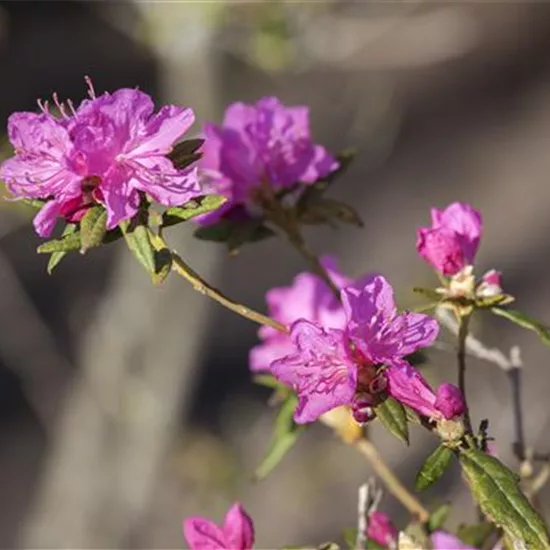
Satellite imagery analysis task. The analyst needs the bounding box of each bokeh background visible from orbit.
[1,1,550,548]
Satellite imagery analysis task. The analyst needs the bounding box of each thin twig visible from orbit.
[457,313,473,435]
[170,251,286,334]
[356,479,383,550]
[355,439,429,523]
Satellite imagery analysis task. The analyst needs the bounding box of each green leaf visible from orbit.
[413,287,443,302]
[299,197,364,227]
[365,541,385,550]
[254,394,305,480]
[317,544,340,550]
[253,374,288,391]
[374,397,409,445]
[46,224,77,274]
[152,248,172,285]
[80,205,107,253]
[459,447,550,548]
[475,294,515,308]
[167,138,204,169]
[21,198,46,209]
[428,503,451,533]
[194,218,275,253]
[415,445,454,491]
[37,231,82,254]
[342,528,358,549]
[120,219,156,275]
[323,149,357,186]
[161,195,227,228]
[457,523,496,548]
[491,307,550,347]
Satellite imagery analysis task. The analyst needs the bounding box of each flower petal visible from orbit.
[33,200,61,237]
[270,320,356,424]
[223,503,255,549]
[183,517,227,550]
[431,531,476,550]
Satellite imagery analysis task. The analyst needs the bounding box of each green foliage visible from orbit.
[415,445,455,491]
[457,522,496,548]
[459,447,550,548]
[491,307,550,347]
[161,195,227,228]
[167,138,204,170]
[427,503,451,533]
[80,205,107,253]
[254,393,306,481]
[120,218,156,275]
[373,397,409,445]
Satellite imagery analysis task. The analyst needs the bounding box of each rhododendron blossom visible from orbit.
[183,503,254,550]
[198,96,338,224]
[416,202,482,276]
[249,256,353,373]
[270,274,458,424]
[0,79,201,236]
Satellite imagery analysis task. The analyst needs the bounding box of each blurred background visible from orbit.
[1,1,550,548]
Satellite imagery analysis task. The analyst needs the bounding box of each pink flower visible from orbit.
[249,256,351,373]
[417,202,482,276]
[477,269,503,298]
[270,320,357,423]
[198,97,338,224]
[0,79,201,236]
[431,531,477,550]
[183,503,254,550]
[367,511,398,548]
[387,366,465,420]
[270,274,440,424]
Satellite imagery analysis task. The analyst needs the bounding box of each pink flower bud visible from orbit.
[434,383,466,420]
[417,202,482,276]
[367,511,398,548]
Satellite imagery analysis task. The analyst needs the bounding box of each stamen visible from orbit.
[53,92,69,119]
[84,75,96,99]
[37,98,50,114]
[66,98,77,116]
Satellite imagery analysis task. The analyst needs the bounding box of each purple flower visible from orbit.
[270,274,441,424]
[417,202,482,276]
[198,97,338,224]
[0,79,201,236]
[367,511,398,548]
[432,531,477,550]
[249,256,351,373]
[270,320,357,423]
[183,503,254,550]
[387,365,465,420]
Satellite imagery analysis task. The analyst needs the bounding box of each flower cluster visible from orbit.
[0,79,201,236]
[198,96,338,224]
[269,274,464,425]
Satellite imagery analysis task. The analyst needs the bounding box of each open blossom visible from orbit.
[183,503,254,550]
[249,256,353,373]
[0,79,201,236]
[271,274,447,424]
[416,202,482,276]
[198,96,338,224]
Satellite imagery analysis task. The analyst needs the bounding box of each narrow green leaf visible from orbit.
[253,374,288,391]
[299,198,364,227]
[317,543,340,550]
[37,231,81,253]
[80,206,107,253]
[457,523,496,548]
[342,528,357,550]
[254,394,305,480]
[459,447,550,548]
[167,138,204,169]
[374,397,409,445]
[46,224,77,274]
[324,149,357,186]
[413,287,443,302]
[415,445,454,491]
[194,218,275,252]
[491,307,550,347]
[21,198,46,209]
[475,294,515,308]
[428,503,451,533]
[161,195,227,228]
[152,248,172,285]
[120,220,156,274]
